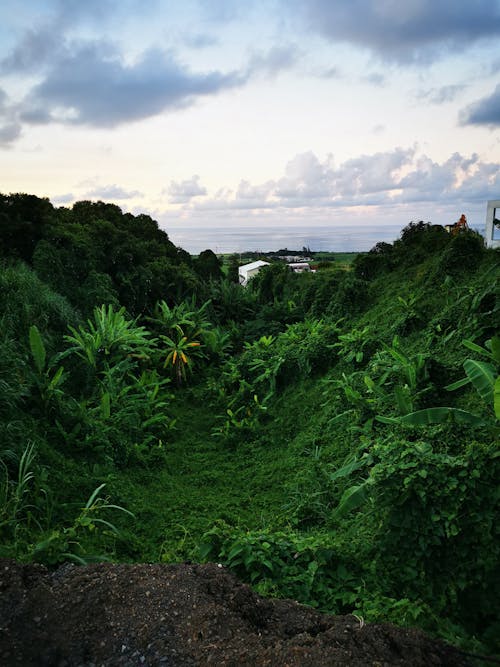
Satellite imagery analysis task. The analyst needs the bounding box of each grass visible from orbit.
[107,392,305,561]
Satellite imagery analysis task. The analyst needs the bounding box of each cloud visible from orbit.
[188,148,500,212]
[17,41,246,128]
[1,1,136,74]
[0,87,22,146]
[320,66,342,79]
[51,192,76,205]
[362,72,386,87]
[182,33,219,49]
[1,26,60,74]
[459,84,500,127]
[247,45,301,77]
[84,184,143,199]
[296,0,500,63]
[417,84,466,104]
[0,121,21,146]
[275,151,336,200]
[167,175,207,204]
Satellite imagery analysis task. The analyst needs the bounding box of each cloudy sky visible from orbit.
[1,0,499,247]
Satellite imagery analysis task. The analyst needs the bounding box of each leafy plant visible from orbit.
[161,324,204,385]
[64,304,153,371]
[150,298,212,339]
[371,336,430,414]
[331,325,373,364]
[211,393,267,442]
[0,442,38,540]
[379,337,500,427]
[32,483,133,565]
[28,325,67,409]
[199,523,361,611]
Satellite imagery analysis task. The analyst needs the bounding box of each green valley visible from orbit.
[1,194,499,656]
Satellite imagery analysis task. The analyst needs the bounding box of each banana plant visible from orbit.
[374,336,430,414]
[150,298,212,340]
[378,336,500,427]
[329,453,374,521]
[29,325,67,407]
[161,324,203,385]
[64,305,153,371]
[331,326,372,364]
[248,354,285,402]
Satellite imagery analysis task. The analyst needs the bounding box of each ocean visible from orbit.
[165,224,406,255]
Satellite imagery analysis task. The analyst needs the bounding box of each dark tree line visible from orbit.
[0,194,225,316]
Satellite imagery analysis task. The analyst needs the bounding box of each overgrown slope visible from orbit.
[0,206,498,655]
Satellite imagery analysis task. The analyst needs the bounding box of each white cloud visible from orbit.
[84,184,143,200]
[167,175,207,204]
[417,84,466,105]
[184,147,500,212]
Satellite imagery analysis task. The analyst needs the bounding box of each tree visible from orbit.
[195,249,223,281]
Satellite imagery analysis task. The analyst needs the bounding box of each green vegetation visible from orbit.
[1,195,499,654]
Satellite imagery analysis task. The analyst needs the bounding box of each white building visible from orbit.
[288,262,312,273]
[485,200,500,249]
[238,260,270,286]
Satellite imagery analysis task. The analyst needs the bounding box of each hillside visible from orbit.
[0,196,499,661]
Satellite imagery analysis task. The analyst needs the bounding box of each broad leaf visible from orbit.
[48,366,65,390]
[29,325,46,374]
[490,336,500,364]
[494,376,500,420]
[445,376,471,392]
[399,407,485,426]
[394,385,413,415]
[100,393,111,419]
[463,359,495,405]
[333,481,370,519]
[462,339,490,357]
[329,455,372,482]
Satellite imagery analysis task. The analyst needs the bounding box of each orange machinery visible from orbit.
[445,214,469,235]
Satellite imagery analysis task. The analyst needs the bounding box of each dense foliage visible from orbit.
[1,197,499,654]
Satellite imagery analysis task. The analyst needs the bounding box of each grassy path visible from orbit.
[110,390,301,562]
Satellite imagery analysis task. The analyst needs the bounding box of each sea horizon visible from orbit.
[165,224,404,255]
[164,223,485,255]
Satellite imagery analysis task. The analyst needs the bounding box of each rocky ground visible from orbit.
[0,559,478,666]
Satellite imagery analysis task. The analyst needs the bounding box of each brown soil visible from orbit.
[0,559,473,666]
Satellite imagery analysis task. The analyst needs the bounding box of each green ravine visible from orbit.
[0,195,499,655]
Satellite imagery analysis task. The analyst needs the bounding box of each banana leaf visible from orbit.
[29,325,46,374]
[463,359,495,405]
[333,481,370,519]
[399,407,485,426]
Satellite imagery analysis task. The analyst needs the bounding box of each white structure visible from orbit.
[288,262,311,273]
[238,260,270,286]
[485,200,500,249]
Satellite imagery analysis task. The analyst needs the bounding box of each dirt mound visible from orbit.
[0,559,472,666]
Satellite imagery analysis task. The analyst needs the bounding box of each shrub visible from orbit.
[367,438,500,642]
[199,524,361,612]
[438,231,485,276]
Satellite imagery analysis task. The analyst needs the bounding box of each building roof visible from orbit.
[238,260,270,273]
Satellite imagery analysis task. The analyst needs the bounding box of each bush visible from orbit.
[367,438,500,644]
[438,231,485,276]
[199,523,361,612]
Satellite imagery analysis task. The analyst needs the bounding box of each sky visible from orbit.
[1,0,499,249]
